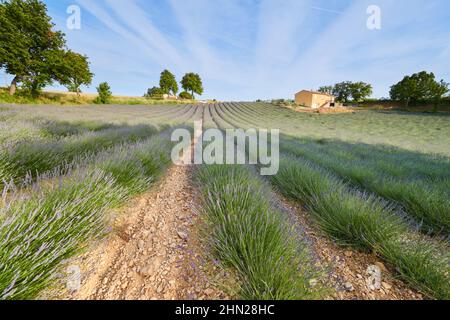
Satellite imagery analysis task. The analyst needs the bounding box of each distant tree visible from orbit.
[318,86,333,95]
[94,82,112,104]
[323,81,372,103]
[145,86,165,99]
[0,0,66,96]
[332,81,353,103]
[430,79,449,112]
[54,50,93,95]
[390,76,415,107]
[159,69,178,96]
[349,82,373,103]
[390,71,447,108]
[179,91,193,100]
[181,73,203,99]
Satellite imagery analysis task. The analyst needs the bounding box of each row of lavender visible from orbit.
[0,104,198,299]
[211,102,449,299]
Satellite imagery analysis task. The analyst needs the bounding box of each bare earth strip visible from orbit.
[65,163,228,300]
[274,195,423,300]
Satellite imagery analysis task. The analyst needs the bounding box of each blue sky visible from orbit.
[4,0,450,101]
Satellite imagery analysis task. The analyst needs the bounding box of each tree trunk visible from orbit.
[30,81,40,98]
[9,76,19,96]
[433,98,439,113]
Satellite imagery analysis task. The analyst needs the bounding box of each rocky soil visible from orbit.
[275,196,423,300]
[61,163,229,300]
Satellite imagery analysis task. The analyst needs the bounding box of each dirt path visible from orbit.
[59,112,229,300]
[64,162,228,300]
[274,195,423,300]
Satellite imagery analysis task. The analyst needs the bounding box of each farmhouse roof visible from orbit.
[296,90,334,97]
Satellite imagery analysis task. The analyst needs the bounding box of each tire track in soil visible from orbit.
[275,195,424,300]
[66,109,230,300]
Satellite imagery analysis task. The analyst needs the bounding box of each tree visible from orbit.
[0,0,92,97]
[318,86,333,95]
[94,82,112,104]
[332,81,353,103]
[349,82,373,103]
[179,91,193,100]
[0,0,66,95]
[390,71,447,108]
[159,69,178,96]
[181,73,203,99]
[390,76,416,107]
[321,81,372,103]
[430,79,449,112]
[144,86,164,99]
[55,50,93,95]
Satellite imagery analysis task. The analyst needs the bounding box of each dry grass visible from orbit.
[0,88,196,106]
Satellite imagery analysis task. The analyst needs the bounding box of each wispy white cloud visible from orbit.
[255,0,313,66]
[310,6,343,15]
[45,0,450,100]
[76,0,177,68]
[273,0,450,98]
[103,0,184,69]
[167,0,256,94]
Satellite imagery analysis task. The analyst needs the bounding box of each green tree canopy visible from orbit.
[429,79,449,112]
[181,73,203,99]
[54,50,93,94]
[320,81,373,103]
[159,69,178,96]
[318,86,333,95]
[94,82,112,104]
[144,86,164,99]
[179,91,193,100]
[349,82,373,103]
[390,71,449,110]
[332,81,353,103]
[0,0,92,96]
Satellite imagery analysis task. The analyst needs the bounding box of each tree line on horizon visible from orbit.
[145,69,204,100]
[319,72,449,111]
[318,81,373,104]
